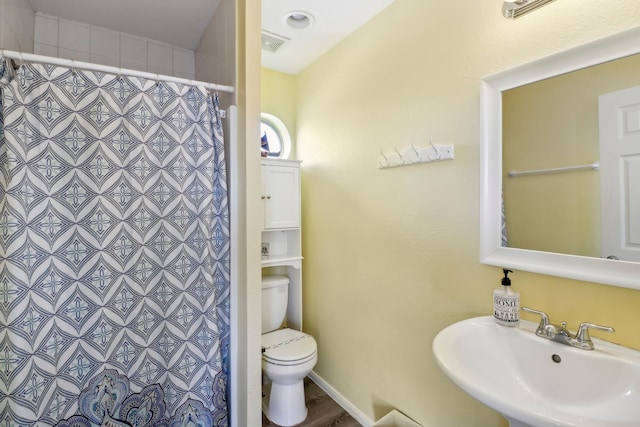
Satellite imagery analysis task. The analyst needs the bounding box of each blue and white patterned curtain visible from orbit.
[501,191,508,247]
[0,58,230,426]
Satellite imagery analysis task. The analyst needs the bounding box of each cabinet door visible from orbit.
[262,164,300,229]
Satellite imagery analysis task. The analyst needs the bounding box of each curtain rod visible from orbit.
[508,162,600,178]
[0,49,235,94]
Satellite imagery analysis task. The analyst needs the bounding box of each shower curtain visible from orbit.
[0,58,230,426]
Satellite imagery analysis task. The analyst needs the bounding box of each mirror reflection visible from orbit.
[502,53,640,262]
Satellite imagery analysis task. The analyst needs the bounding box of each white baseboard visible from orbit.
[308,371,375,427]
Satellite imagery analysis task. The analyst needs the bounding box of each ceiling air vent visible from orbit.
[261,30,290,53]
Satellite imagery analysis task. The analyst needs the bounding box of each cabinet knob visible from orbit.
[261,195,272,200]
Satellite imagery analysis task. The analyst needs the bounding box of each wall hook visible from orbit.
[379,149,390,168]
[378,140,454,169]
[394,146,404,161]
[429,138,441,160]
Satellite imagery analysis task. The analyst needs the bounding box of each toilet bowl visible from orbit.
[262,327,318,426]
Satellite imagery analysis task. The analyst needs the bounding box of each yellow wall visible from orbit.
[503,54,640,256]
[259,1,640,426]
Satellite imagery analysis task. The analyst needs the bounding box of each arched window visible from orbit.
[260,113,291,159]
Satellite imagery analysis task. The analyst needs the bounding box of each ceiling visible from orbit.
[261,0,396,75]
[27,0,395,76]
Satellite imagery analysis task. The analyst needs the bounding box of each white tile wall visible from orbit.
[91,26,119,67]
[34,43,57,57]
[32,12,195,79]
[91,27,119,59]
[34,13,58,46]
[173,48,196,79]
[0,0,35,53]
[58,47,91,62]
[58,18,90,53]
[148,41,173,76]
[119,33,148,72]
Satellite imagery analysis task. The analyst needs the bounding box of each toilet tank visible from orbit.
[261,275,289,334]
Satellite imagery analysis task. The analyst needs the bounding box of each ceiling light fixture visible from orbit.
[502,0,557,18]
[284,11,315,30]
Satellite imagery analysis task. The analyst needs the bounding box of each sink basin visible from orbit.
[432,316,640,427]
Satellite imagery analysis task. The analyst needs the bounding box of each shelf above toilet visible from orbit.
[262,255,303,268]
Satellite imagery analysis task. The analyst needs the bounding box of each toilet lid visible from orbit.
[262,328,317,364]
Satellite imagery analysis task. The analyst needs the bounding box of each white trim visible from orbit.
[228,105,239,427]
[308,371,375,427]
[0,49,235,93]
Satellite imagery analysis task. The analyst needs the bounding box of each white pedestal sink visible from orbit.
[433,316,640,427]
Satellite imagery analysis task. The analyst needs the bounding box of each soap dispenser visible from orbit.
[493,269,520,327]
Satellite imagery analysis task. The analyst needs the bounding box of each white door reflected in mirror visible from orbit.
[599,85,640,262]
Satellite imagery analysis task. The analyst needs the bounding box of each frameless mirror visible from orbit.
[480,26,640,290]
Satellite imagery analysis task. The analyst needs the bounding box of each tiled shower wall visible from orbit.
[34,13,195,79]
[0,1,196,79]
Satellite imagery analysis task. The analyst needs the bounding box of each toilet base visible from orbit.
[265,378,307,426]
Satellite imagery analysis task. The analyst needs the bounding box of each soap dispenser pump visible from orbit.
[493,269,520,327]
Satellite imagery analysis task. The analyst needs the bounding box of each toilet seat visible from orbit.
[262,328,317,366]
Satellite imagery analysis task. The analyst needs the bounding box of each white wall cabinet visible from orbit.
[262,160,300,229]
[261,159,303,330]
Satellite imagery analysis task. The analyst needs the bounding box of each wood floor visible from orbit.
[262,378,363,427]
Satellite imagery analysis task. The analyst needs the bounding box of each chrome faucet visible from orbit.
[521,307,615,350]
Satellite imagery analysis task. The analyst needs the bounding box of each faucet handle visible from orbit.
[521,306,550,333]
[575,322,615,348]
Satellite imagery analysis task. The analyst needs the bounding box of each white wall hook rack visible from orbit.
[378,141,454,169]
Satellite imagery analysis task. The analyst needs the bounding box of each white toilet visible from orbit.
[261,275,318,426]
